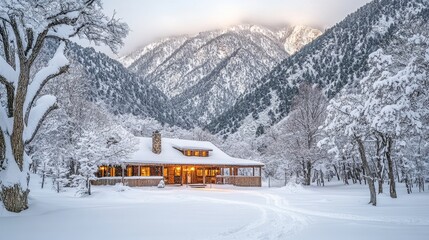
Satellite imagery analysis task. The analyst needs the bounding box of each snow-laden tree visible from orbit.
[30,107,71,191]
[360,25,429,197]
[259,119,293,183]
[115,114,165,137]
[74,121,137,196]
[322,88,378,206]
[0,0,128,212]
[281,84,328,185]
[29,62,86,190]
[30,63,138,195]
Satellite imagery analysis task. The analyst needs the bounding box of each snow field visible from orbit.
[1,175,428,240]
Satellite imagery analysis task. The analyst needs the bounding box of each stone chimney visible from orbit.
[152,131,161,154]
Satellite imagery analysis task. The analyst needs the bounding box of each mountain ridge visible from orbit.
[119,24,322,125]
[206,0,429,137]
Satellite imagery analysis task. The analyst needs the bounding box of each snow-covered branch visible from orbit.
[24,42,69,121]
[0,55,18,85]
[0,106,11,133]
[24,95,58,145]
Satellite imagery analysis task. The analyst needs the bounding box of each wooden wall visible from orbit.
[216,176,262,187]
[91,177,163,187]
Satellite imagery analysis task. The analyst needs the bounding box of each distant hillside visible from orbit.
[206,0,429,138]
[120,24,322,125]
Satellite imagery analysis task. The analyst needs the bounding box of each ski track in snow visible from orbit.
[162,191,309,240]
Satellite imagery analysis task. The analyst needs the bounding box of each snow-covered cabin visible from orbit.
[92,131,264,187]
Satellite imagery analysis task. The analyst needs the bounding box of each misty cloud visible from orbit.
[84,0,371,57]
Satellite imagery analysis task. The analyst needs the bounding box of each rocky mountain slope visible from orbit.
[65,43,190,128]
[120,24,322,125]
[206,0,429,137]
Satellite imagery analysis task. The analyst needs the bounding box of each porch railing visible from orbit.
[216,175,261,187]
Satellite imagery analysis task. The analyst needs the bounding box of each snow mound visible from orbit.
[114,183,131,192]
[281,181,307,193]
[157,180,165,188]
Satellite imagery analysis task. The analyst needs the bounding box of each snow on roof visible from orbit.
[172,145,213,151]
[128,137,264,167]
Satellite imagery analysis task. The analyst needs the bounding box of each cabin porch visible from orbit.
[92,164,262,187]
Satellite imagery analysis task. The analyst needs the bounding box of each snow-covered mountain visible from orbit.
[62,42,190,128]
[279,25,324,55]
[119,24,321,125]
[207,0,429,137]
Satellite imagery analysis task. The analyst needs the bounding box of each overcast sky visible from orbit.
[84,0,371,57]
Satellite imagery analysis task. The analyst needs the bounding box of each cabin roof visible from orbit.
[128,137,264,167]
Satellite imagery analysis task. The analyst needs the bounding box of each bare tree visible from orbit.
[284,83,328,185]
[0,0,128,212]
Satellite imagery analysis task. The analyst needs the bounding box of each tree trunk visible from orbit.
[303,160,312,185]
[87,178,91,195]
[343,162,349,185]
[378,178,383,194]
[333,164,340,181]
[376,137,383,194]
[284,171,287,186]
[0,184,29,212]
[385,137,397,198]
[41,171,45,189]
[356,137,377,206]
[320,170,325,186]
[2,67,31,212]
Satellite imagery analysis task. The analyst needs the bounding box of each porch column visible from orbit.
[161,165,164,179]
[253,167,255,176]
[203,167,206,185]
[121,163,125,184]
[138,165,141,176]
[180,166,183,185]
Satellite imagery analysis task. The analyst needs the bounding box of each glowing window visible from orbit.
[140,167,150,176]
[174,167,181,176]
[126,166,133,176]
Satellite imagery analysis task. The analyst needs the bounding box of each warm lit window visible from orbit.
[181,148,210,157]
[127,166,133,176]
[140,167,150,176]
[163,168,168,177]
[174,167,181,176]
[195,168,220,177]
[98,166,106,177]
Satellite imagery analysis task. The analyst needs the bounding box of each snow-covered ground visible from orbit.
[1,175,428,240]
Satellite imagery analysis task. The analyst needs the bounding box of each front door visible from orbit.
[187,172,192,184]
[174,167,182,184]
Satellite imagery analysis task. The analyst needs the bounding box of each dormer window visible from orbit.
[173,146,213,157]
